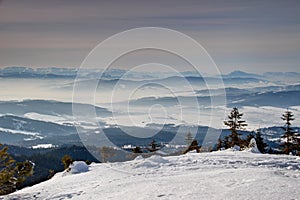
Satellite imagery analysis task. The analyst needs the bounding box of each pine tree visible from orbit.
[15,161,34,188]
[216,138,223,150]
[0,144,33,195]
[241,132,255,148]
[61,155,73,169]
[148,140,159,152]
[281,109,298,154]
[296,138,300,156]
[183,139,200,154]
[246,133,254,144]
[132,146,142,153]
[224,107,248,148]
[223,136,230,149]
[255,130,267,153]
[0,144,16,195]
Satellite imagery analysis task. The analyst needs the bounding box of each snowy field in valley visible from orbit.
[2,151,300,200]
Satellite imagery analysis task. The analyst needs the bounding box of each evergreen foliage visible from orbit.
[281,109,298,154]
[246,133,255,144]
[148,140,160,152]
[224,107,248,147]
[0,144,33,195]
[223,136,230,149]
[132,146,142,153]
[183,140,200,154]
[61,155,73,170]
[216,139,223,150]
[255,130,268,153]
[297,138,300,156]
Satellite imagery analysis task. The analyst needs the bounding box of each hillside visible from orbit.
[2,151,300,200]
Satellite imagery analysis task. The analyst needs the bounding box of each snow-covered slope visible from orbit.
[2,151,300,200]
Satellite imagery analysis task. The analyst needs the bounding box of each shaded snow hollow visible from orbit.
[2,151,300,200]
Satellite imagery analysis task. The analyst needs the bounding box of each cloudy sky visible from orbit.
[0,0,299,73]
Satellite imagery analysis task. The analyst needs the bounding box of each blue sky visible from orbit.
[0,0,299,73]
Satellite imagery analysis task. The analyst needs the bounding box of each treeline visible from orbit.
[0,145,99,195]
[130,108,299,156]
[216,107,299,155]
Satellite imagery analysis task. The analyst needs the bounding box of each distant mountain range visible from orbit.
[224,70,300,82]
[0,100,111,117]
[0,67,299,82]
[224,70,263,79]
[124,84,300,108]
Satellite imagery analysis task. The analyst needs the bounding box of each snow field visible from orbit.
[2,151,300,200]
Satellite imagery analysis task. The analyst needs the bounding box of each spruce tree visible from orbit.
[281,109,298,154]
[61,155,73,169]
[132,146,142,153]
[255,130,267,153]
[148,140,159,152]
[246,133,254,144]
[223,136,230,149]
[296,138,300,156]
[0,144,16,195]
[216,138,223,150]
[183,139,200,154]
[224,107,248,148]
[0,144,33,195]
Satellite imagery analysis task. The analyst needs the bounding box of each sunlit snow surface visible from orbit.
[31,144,57,149]
[3,151,300,200]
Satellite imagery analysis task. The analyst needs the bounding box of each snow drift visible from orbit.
[69,161,89,174]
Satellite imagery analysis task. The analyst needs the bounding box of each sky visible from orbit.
[0,0,299,74]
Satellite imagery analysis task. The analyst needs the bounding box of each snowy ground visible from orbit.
[2,151,300,200]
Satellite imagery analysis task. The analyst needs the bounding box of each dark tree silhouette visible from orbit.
[255,130,268,153]
[281,109,298,154]
[223,136,230,149]
[216,139,223,150]
[61,155,73,169]
[148,140,160,152]
[224,107,248,147]
[246,133,255,144]
[296,138,300,156]
[238,132,255,148]
[132,146,142,153]
[183,140,201,154]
